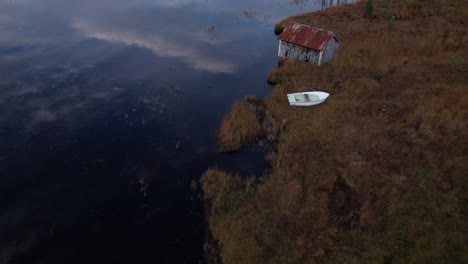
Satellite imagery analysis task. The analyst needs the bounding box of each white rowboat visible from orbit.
[287,91,329,106]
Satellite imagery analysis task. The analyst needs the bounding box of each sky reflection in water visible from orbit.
[0,0,326,263]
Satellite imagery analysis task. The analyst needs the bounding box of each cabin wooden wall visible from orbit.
[320,38,340,65]
[278,41,320,64]
[278,38,340,66]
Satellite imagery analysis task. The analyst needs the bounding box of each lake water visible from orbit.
[0,1,332,263]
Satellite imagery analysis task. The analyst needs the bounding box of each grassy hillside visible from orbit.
[202,0,467,263]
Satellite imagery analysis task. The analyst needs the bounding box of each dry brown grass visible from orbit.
[216,96,263,152]
[204,0,468,263]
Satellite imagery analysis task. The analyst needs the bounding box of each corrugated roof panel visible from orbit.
[278,23,336,51]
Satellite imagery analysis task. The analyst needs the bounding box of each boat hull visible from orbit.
[288,99,327,106]
[287,91,329,106]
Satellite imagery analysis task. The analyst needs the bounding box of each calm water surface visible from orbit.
[0,1,327,263]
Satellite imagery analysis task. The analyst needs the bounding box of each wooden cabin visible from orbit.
[278,23,340,65]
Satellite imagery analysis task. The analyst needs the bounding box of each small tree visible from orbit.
[448,56,465,70]
[387,16,395,29]
[365,0,374,15]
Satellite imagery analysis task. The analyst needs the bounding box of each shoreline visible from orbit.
[202,0,467,263]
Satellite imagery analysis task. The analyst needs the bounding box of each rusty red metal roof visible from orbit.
[278,23,338,51]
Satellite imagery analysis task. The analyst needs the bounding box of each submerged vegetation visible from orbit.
[204,0,467,263]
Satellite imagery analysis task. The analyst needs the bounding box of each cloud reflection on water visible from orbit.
[72,21,237,74]
[0,0,319,73]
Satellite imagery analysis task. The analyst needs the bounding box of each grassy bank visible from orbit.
[203,0,467,263]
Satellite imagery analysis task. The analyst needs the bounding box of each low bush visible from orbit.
[365,0,374,15]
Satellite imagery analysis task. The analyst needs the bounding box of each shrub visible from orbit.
[448,56,465,69]
[274,24,284,35]
[365,0,374,16]
[387,16,395,29]
[267,67,281,85]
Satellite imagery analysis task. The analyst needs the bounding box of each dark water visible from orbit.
[0,1,328,263]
